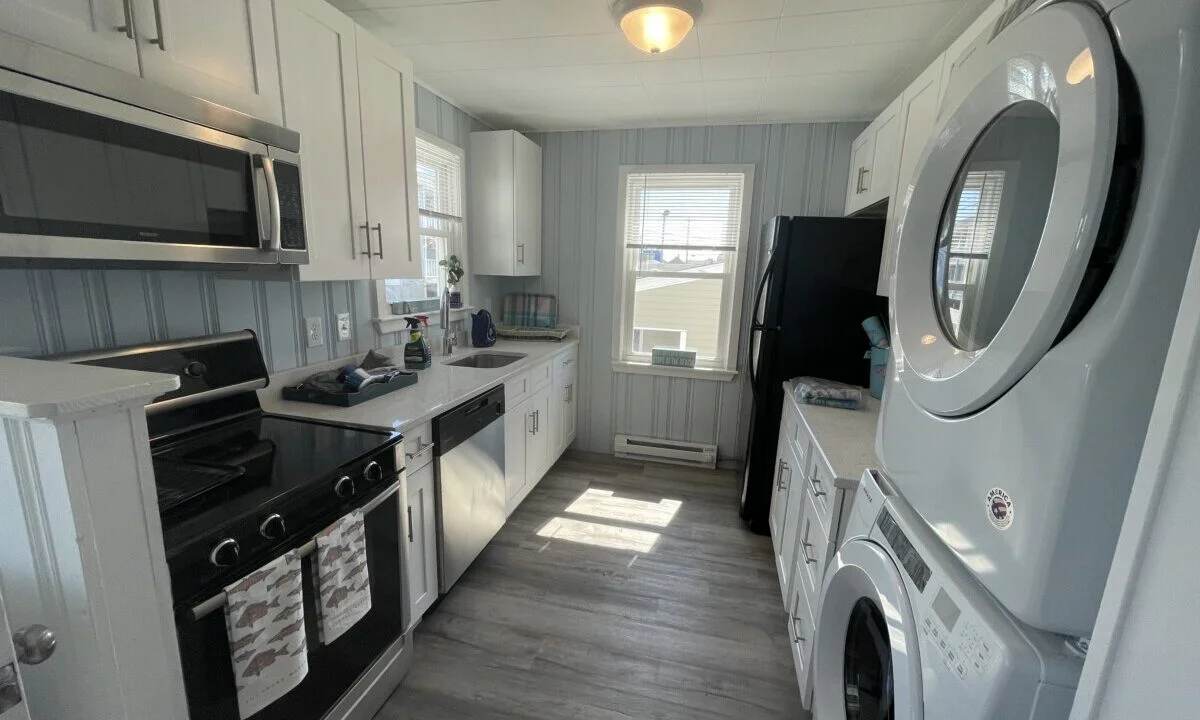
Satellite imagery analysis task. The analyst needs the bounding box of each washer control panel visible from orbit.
[919,597,996,682]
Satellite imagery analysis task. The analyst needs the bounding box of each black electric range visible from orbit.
[56,331,410,720]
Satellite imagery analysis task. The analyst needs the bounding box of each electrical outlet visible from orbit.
[305,316,324,348]
[336,313,352,341]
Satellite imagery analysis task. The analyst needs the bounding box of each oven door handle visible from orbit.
[187,480,400,621]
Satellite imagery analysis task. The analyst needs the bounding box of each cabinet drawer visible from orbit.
[787,569,816,707]
[529,358,553,391]
[506,371,533,407]
[807,450,838,535]
[554,349,577,386]
[402,421,435,473]
[795,486,832,624]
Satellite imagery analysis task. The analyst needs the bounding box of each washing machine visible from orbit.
[878,0,1200,637]
[813,470,1083,719]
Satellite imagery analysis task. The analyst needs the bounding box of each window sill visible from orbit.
[374,306,475,335]
[611,361,738,382]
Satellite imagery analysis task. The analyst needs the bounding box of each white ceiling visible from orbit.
[329,0,993,132]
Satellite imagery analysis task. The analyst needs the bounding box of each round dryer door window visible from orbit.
[892,2,1125,416]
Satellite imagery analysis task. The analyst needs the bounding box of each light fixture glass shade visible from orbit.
[618,5,695,54]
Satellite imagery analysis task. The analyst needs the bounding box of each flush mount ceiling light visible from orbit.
[611,0,704,55]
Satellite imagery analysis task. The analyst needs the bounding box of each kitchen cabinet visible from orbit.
[786,566,816,709]
[470,130,543,276]
[550,347,578,456]
[877,56,945,296]
[275,0,421,281]
[939,0,1009,115]
[0,0,281,122]
[132,0,282,123]
[772,435,806,606]
[503,381,559,516]
[526,384,553,483]
[844,96,901,216]
[405,462,438,625]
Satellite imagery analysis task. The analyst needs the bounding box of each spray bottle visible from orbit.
[403,315,432,370]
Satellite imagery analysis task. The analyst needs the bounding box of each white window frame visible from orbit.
[611,164,755,381]
[373,130,471,333]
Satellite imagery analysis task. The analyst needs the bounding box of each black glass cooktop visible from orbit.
[153,413,397,551]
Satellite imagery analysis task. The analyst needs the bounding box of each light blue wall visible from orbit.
[515,123,866,460]
[0,85,488,368]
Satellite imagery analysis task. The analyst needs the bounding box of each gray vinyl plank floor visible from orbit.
[375,451,809,720]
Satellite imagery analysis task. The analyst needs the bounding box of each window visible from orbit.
[383,132,466,310]
[614,165,754,374]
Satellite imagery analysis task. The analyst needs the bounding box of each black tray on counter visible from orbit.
[281,369,418,407]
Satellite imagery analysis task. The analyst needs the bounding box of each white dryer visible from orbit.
[878,0,1200,636]
[813,470,1083,719]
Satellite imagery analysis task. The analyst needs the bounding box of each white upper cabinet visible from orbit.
[470,130,543,276]
[0,0,140,75]
[844,97,901,216]
[878,56,946,296]
[939,0,1009,116]
[275,0,421,282]
[355,26,421,281]
[132,0,282,123]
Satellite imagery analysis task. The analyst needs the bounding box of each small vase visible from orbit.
[449,289,463,309]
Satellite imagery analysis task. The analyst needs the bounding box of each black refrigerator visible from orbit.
[741,216,886,535]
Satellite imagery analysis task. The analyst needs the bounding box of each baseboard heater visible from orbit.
[613,434,718,469]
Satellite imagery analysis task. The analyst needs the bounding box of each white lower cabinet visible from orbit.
[550,347,578,456]
[526,384,553,486]
[502,349,578,516]
[405,463,438,625]
[787,569,816,707]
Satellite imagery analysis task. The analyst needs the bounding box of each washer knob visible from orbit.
[209,538,240,568]
[363,460,383,484]
[259,513,286,540]
[334,475,355,498]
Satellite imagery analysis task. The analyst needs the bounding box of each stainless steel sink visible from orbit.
[445,352,527,369]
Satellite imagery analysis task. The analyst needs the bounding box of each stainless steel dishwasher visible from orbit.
[432,385,506,593]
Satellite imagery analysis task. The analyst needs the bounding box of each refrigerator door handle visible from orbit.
[748,252,780,390]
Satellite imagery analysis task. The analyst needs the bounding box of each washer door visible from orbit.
[892,2,1121,416]
[814,539,923,719]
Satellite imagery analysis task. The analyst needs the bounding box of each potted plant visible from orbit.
[439,255,465,309]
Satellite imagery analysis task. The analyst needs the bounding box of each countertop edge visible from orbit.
[0,356,180,420]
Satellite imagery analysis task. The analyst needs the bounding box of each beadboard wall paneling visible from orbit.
[0,85,487,368]
[518,123,864,460]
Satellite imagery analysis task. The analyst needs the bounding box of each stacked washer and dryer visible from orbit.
[811,0,1200,717]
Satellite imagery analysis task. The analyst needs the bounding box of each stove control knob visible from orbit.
[259,513,286,540]
[363,461,383,484]
[183,360,208,378]
[334,475,355,498]
[209,538,240,568]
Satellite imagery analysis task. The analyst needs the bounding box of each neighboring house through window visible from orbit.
[384,132,466,312]
[614,165,754,374]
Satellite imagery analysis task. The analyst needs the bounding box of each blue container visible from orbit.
[869,346,889,400]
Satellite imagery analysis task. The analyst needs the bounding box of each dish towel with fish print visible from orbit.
[223,549,308,719]
[314,510,371,644]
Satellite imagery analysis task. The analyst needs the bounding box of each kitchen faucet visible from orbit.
[441,288,457,356]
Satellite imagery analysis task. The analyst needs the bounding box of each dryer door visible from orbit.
[814,539,923,720]
[892,2,1124,416]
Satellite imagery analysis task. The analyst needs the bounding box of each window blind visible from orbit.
[416,137,463,221]
[623,172,747,251]
[949,169,1006,255]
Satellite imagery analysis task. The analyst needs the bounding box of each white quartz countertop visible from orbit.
[785,381,881,483]
[259,338,580,433]
[0,355,180,420]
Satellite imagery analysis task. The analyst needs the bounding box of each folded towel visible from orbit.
[224,550,308,719]
[791,376,865,410]
[313,510,371,644]
[501,293,558,329]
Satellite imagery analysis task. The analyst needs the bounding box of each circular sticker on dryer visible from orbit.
[986,488,1014,531]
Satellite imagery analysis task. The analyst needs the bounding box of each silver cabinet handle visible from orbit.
[810,474,827,498]
[528,411,535,435]
[258,156,280,251]
[147,0,165,49]
[358,223,372,257]
[13,625,56,666]
[855,167,868,194]
[372,223,385,259]
[777,460,790,490]
[405,440,434,462]
[117,0,135,38]
[534,410,540,434]
[803,542,817,564]
[516,243,525,264]
[406,506,414,543]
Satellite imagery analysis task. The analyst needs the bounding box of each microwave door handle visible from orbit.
[258,155,281,252]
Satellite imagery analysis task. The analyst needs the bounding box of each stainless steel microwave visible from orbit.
[0,65,307,266]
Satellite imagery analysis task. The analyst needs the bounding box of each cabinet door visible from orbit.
[939,0,1006,114]
[132,0,282,122]
[355,28,421,280]
[879,58,944,296]
[786,570,816,708]
[504,399,530,514]
[525,385,553,484]
[469,131,517,275]
[406,464,438,623]
[276,0,370,281]
[551,349,577,457]
[776,441,806,606]
[514,134,542,276]
[0,0,140,75]
[844,130,875,216]
[864,96,902,207]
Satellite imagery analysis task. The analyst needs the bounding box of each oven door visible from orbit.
[0,66,306,266]
[174,481,405,720]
